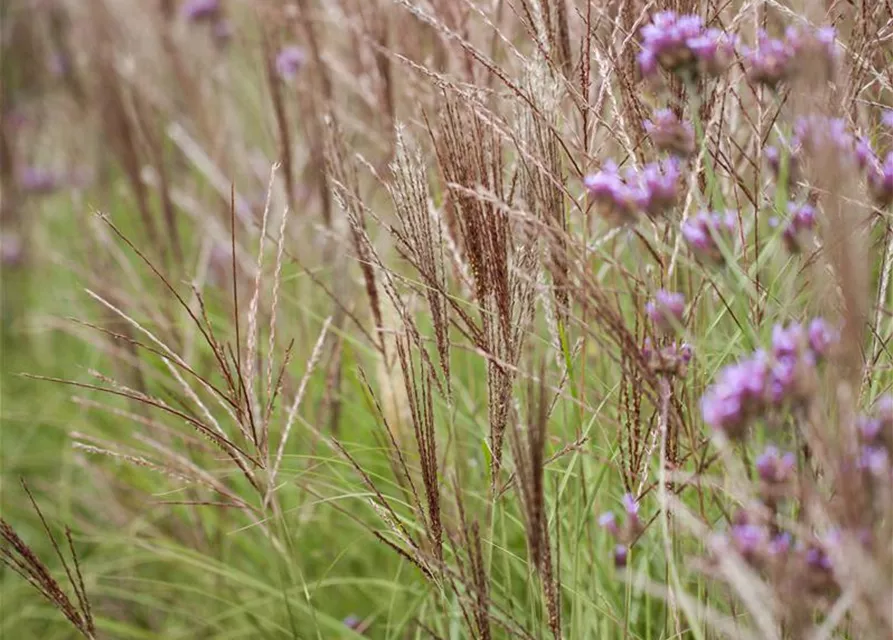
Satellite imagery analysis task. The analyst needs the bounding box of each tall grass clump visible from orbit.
[2,0,892,638]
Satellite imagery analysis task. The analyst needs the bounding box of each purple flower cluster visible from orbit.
[0,233,24,267]
[701,319,836,439]
[584,158,681,225]
[755,445,796,484]
[17,166,91,195]
[776,201,817,253]
[181,0,231,47]
[681,210,737,264]
[17,167,63,194]
[756,445,797,502]
[711,511,842,598]
[792,116,873,171]
[856,395,893,477]
[743,26,837,88]
[644,109,696,158]
[645,289,685,334]
[599,494,643,568]
[766,116,893,206]
[638,12,735,80]
[276,46,306,80]
[181,0,220,22]
[867,151,893,207]
[642,339,692,377]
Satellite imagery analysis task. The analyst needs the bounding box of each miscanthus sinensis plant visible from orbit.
[2,1,892,638]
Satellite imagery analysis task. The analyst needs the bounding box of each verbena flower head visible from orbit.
[598,511,618,535]
[702,319,834,438]
[768,532,792,557]
[613,544,629,568]
[744,25,837,87]
[634,157,682,218]
[793,115,867,169]
[857,395,893,477]
[765,137,802,185]
[584,158,681,225]
[781,201,817,253]
[767,321,825,405]
[755,446,796,484]
[0,233,24,267]
[854,136,875,170]
[681,210,737,264]
[599,494,644,564]
[638,12,734,80]
[645,109,696,158]
[867,151,893,207]
[701,352,770,439]
[883,110,893,129]
[181,0,220,22]
[687,28,737,77]
[860,446,890,476]
[743,30,795,88]
[584,161,639,225]
[276,46,306,80]
[806,318,836,359]
[643,339,692,377]
[622,493,640,518]
[646,289,685,333]
[875,394,893,430]
[730,522,768,559]
[212,18,233,45]
[18,167,63,194]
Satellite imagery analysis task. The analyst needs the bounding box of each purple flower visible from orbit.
[17,167,63,194]
[687,28,736,77]
[622,493,639,518]
[585,158,681,225]
[764,141,802,184]
[743,30,794,88]
[860,446,890,475]
[701,353,770,438]
[755,446,796,484]
[730,523,767,558]
[343,615,362,630]
[645,109,696,157]
[771,322,805,360]
[598,511,618,535]
[614,544,629,568]
[584,162,639,225]
[807,318,836,358]
[0,233,24,267]
[782,202,816,252]
[276,46,306,80]
[181,0,220,22]
[868,151,893,207]
[768,533,792,557]
[643,340,693,377]
[682,210,737,264]
[802,537,835,572]
[858,416,883,443]
[646,289,685,333]
[212,18,233,44]
[47,51,71,78]
[855,136,875,170]
[635,158,682,218]
[638,13,733,80]
[794,115,872,172]
[767,322,821,405]
[883,110,893,129]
